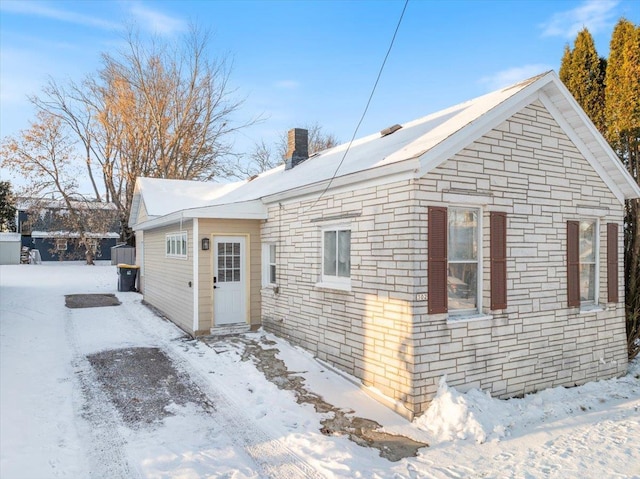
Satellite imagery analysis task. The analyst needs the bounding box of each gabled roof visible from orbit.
[132,71,640,230]
[201,71,638,207]
[128,177,246,226]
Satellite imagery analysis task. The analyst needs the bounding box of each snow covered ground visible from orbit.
[1,262,639,478]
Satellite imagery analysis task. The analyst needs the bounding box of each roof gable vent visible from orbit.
[380,124,402,137]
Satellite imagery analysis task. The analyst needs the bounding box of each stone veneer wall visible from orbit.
[261,179,421,415]
[261,99,628,418]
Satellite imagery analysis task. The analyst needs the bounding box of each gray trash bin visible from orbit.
[117,264,139,292]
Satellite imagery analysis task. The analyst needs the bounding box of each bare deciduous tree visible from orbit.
[0,112,115,264]
[27,25,255,244]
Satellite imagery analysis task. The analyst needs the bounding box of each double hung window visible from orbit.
[428,206,504,316]
[321,227,351,289]
[447,208,479,313]
[262,243,277,286]
[567,220,598,307]
[579,221,597,304]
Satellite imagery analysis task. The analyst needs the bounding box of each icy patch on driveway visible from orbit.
[65,293,121,309]
[87,347,213,427]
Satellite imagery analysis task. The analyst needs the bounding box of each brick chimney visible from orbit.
[284,128,309,170]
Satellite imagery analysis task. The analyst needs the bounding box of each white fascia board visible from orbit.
[133,212,190,231]
[539,85,640,202]
[416,89,542,177]
[262,159,418,205]
[540,92,640,204]
[181,200,268,220]
[133,200,266,232]
[128,181,143,226]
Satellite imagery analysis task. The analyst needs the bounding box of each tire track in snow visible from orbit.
[120,297,327,479]
[64,305,140,479]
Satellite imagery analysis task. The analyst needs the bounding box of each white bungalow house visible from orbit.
[129,71,640,419]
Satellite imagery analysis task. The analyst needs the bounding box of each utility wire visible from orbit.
[304,0,409,212]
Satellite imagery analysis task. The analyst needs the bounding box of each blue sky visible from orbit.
[1,0,638,186]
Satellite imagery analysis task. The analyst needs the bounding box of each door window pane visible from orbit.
[218,242,241,283]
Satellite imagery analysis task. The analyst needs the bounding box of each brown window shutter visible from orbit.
[490,212,507,310]
[428,207,448,314]
[567,221,580,307]
[607,223,619,303]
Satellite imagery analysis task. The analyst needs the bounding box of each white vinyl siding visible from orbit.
[143,223,194,333]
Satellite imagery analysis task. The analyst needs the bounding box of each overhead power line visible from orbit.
[304,0,410,211]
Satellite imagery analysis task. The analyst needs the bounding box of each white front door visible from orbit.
[213,236,247,325]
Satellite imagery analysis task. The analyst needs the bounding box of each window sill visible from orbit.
[579,304,604,314]
[447,313,493,324]
[315,281,352,293]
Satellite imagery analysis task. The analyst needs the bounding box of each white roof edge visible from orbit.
[262,159,419,204]
[537,92,631,203]
[0,233,21,241]
[128,179,143,226]
[133,200,267,231]
[417,90,541,175]
[31,231,120,238]
[416,71,639,202]
[541,76,640,201]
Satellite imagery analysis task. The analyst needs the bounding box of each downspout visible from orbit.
[193,217,199,334]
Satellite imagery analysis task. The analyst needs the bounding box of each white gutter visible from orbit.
[133,199,268,232]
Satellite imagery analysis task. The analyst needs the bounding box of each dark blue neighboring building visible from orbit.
[17,199,121,262]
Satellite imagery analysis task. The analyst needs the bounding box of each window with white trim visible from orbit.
[321,226,351,288]
[262,243,277,286]
[166,232,187,259]
[579,220,597,304]
[448,207,479,314]
[55,239,67,251]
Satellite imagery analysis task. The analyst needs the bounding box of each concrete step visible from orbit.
[209,323,250,337]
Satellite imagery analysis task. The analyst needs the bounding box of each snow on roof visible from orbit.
[31,231,121,239]
[16,198,117,211]
[135,177,246,217]
[200,73,548,206]
[0,233,21,242]
[133,70,640,228]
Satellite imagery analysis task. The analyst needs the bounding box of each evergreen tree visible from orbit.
[561,28,607,134]
[559,44,573,85]
[0,181,17,232]
[605,18,640,359]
